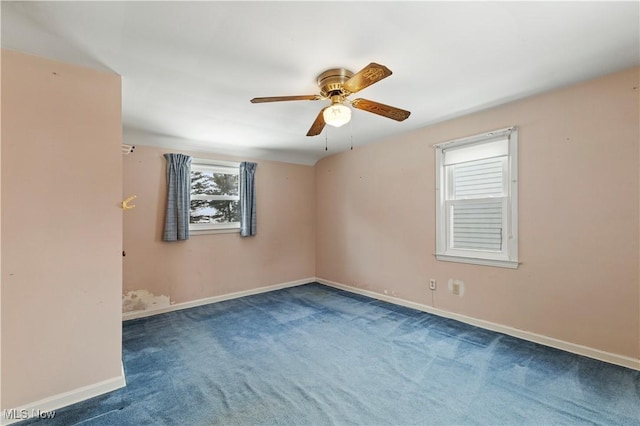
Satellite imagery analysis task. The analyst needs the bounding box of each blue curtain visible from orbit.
[163,153,192,241]
[240,162,257,237]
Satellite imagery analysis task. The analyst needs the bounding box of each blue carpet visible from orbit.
[20,283,640,425]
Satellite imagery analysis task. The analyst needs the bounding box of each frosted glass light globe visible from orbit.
[323,104,351,127]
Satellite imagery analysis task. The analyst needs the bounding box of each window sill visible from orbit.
[190,228,240,236]
[435,254,519,269]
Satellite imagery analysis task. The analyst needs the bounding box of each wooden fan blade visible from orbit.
[351,98,411,122]
[306,108,327,136]
[342,63,392,94]
[250,95,320,103]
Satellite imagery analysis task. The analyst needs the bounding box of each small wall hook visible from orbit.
[121,195,137,210]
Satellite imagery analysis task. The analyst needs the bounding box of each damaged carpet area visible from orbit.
[21,283,640,425]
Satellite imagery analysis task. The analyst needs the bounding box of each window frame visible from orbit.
[189,159,241,235]
[434,127,519,269]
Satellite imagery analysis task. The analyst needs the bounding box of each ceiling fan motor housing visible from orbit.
[317,68,354,97]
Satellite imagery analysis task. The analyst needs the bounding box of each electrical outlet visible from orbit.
[448,279,465,297]
[452,282,460,295]
[429,279,437,290]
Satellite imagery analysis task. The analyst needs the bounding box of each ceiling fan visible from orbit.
[250,62,411,136]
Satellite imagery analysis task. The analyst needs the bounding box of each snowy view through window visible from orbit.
[190,170,240,225]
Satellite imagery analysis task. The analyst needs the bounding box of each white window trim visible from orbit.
[434,126,519,269]
[191,158,240,168]
[189,158,241,235]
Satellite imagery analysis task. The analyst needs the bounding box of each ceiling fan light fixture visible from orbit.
[323,103,351,127]
[250,62,410,137]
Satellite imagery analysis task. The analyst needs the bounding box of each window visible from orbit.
[434,127,518,268]
[189,160,240,233]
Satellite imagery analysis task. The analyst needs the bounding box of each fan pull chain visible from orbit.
[350,118,353,150]
[325,129,328,151]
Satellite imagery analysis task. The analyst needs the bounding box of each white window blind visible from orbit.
[448,156,506,252]
[452,156,505,199]
[451,200,503,251]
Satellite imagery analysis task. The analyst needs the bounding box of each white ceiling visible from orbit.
[2,1,639,165]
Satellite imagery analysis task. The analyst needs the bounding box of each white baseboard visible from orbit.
[316,278,640,371]
[122,277,314,321]
[1,363,126,425]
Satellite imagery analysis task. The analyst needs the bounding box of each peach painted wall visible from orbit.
[122,145,315,309]
[1,50,123,408]
[0,47,3,410]
[316,67,640,359]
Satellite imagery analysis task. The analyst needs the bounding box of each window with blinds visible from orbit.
[435,127,519,269]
